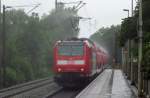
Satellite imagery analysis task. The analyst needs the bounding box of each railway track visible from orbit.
[46,88,81,98]
[0,77,61,98]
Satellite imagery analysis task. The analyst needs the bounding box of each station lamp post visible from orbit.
[122,9,130,77]
[123,9,129,18]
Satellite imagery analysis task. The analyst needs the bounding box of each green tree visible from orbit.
[0,4,80,87]
[90,25,121,63]
[119,0,150,79]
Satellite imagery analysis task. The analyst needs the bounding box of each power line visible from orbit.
[27,3,41,14]
[56,0,85,11]
[75,3,86,11]
[60,1,83,4]
[0,3,41,14]
[5,4,41,8]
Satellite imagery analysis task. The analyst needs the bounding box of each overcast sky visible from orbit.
[3,0,136,38]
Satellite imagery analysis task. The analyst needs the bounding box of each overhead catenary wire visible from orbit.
[27,3,41,14]
[60,1,83,5]
[58,0,86,37]
[4,4,41,8]
[75,1,83,8]
[80,3,94,36]
[75,3,86,11]
[57,0,84,11]
[0,3,41,14]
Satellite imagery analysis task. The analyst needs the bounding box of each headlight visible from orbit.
[58,68,62,72]
[80,68,84,71]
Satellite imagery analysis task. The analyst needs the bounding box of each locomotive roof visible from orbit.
[56,38,95,47]
[58,40,84,45]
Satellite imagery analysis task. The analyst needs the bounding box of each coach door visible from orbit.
[92,51,97,75]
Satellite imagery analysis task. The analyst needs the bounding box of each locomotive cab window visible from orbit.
[58,42,84,56]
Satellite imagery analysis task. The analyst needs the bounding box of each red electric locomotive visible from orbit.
[53,38,108,87]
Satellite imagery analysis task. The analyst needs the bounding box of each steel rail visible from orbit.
[43,87,63,98]
[0,77,53,98]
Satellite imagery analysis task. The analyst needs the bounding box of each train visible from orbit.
[53,38,109,87]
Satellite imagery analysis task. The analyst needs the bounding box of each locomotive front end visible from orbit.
[53,40,89,87]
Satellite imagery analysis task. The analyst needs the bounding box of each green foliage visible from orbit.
[142,40,150,79]
[0,6,79,87]
[119,0,150,78]
[141,0,150,76]
[143,0,150,32]
[119,17,137,46]
[5,67,17,86]
[90,25,121,63]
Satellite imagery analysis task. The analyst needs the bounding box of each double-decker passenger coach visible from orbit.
[53,38,108,87]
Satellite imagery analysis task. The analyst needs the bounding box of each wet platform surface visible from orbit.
[111,70,136,98]
[76,69,136,98]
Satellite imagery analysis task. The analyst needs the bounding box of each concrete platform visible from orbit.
[111,70,136,98]
[76,69,136,98]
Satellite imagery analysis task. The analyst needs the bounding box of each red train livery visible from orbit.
[53,38,108,87]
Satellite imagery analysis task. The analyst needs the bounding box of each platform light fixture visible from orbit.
[123,9,129,17]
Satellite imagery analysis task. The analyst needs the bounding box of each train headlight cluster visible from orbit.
[58,68,62,72]
[80,68,84,72]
